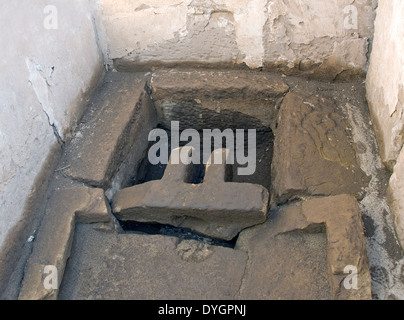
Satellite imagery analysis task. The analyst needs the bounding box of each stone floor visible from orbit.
[6,69,404,300]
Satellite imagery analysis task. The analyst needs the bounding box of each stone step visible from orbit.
[112,147,269,240]
[60,72,157,192]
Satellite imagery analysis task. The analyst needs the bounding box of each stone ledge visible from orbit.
[236,194,372,300]
[18,186,111,300]
[58,225,248,300]
[60,72,157,189]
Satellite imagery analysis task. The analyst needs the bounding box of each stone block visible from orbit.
[271,91,370,205]
[60,72,157,189]
[18,186,111,300]
[58,225,248,300]
[236,194,372,300]
[112,148,269,240]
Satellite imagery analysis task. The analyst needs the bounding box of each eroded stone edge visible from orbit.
[236,195,372,300]
[18,186,111,300]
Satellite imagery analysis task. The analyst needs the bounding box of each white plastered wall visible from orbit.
[0,0,104,254]
[366,1,404,249]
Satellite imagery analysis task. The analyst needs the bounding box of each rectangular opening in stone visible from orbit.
[116,113,273,244]
[112,73,277,243]
[134,125,273,191]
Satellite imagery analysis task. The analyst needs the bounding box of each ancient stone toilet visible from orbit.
[18,70,372,300]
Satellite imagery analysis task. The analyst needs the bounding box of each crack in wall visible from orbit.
[42,108,64,146]
[25,57,64,145]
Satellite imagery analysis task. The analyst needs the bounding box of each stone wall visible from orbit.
[100,0,376,80]
[0,0,104,285]
[366,0,404,249]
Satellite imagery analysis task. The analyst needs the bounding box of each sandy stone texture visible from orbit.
[236,195,372,300]
[271,91,370,205]
[58,225,248,300]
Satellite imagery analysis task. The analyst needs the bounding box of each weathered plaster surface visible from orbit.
[366,0,404,251]
[366,0,404,169]
[100,0,376,77]
[0,0,103,254]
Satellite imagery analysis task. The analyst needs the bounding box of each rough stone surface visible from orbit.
[58,224,248,300]
[18,186,111,300]
[366,0,404,170]
[9,70,404,301]
[60,72,157,190]
[271,91,370,205]
[236,194,372,300]
[281,75,404,300]
[239,229,331,300]
[388,148,404,251]
[113,148,269,240]
[100,0,375,79]
[150,69,289,131]
[263,1,374,80]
